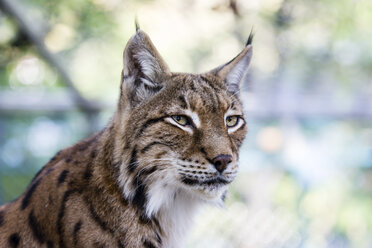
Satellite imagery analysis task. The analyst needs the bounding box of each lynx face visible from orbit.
[116,30,252,217]
[142,75,245,199]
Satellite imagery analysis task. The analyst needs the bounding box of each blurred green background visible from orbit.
[1,0,372,247]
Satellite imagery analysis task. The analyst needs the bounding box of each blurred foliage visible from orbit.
[1,0,372,247]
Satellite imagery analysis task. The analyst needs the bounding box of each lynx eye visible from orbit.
[226,116,239,127]
[172,115,189,126]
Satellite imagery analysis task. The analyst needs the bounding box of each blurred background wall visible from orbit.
[0,0,372,247]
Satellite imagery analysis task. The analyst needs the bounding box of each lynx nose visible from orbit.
[212,155,232,173]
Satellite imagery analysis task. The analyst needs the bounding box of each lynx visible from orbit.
[0,28,252,248]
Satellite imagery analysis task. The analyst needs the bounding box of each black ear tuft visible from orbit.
[246,28,254,46]
[135,16,140,32]
[208,31,253,95]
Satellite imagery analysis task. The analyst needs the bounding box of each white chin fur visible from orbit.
[145,180,227,217]
[144,178,228,248]
[194,185,228,206]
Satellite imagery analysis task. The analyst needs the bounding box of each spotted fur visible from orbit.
[0,29,252,248]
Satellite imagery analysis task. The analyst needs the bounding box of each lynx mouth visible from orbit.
[181,176,231,187]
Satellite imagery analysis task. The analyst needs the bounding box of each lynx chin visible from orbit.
[0,28,252,247]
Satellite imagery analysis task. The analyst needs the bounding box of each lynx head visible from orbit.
[114,30,252,217]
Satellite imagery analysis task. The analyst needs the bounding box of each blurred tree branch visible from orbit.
[0,0,105,133]
[0,0,102,114]
[0,91,111,113]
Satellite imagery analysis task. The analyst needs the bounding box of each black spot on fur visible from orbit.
[65,157,72,163]
[189,79,196,91]
[137,117,165,137]
[128,148,138,173]
[83,166,92,181]
[144,239,157,248]
[152,217,162,231]
[117,240,125,248]
[200,75,211,84]
[155,151,167,159]
[144,166,157,176]
[200,83,219,112]
[45,167,54,175]
[0,210,4,226]
[200,148,214,165]
[132,178,147,213]
[202,76,221,92]
[57,170,69,186]
[221,191,227,202]
[230,101,235,109]
[87,201,114,234]
[132,166,159,214]
[8,233,20,247]
[155,232,162,245]
[77,134,100,152]
[47,241,54,248]
[50,151,61,161]
[22,167,55,210]
[57,190,76,248]
[73,220,82,245]
[50,155,57,162]
[93,241,106,248]
[28,210,45,244]
[178,95,188,109]
[181,177,196,185]
[21,177,42,210]
[78,142,90,151]
[90,150,97,159]
[122,74,131,81]
[141,142,171,154]
[200,148,207,156]
[138,213,152,225]
[30,168,44,182]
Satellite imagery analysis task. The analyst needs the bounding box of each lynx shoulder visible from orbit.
[0,29,252,248]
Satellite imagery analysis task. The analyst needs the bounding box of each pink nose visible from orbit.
[212,155,232,173]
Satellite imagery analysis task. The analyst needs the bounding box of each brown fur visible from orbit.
[0,30,252,248]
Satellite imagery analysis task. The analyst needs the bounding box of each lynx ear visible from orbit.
[210,34,253,94]
[121,30,170,107]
